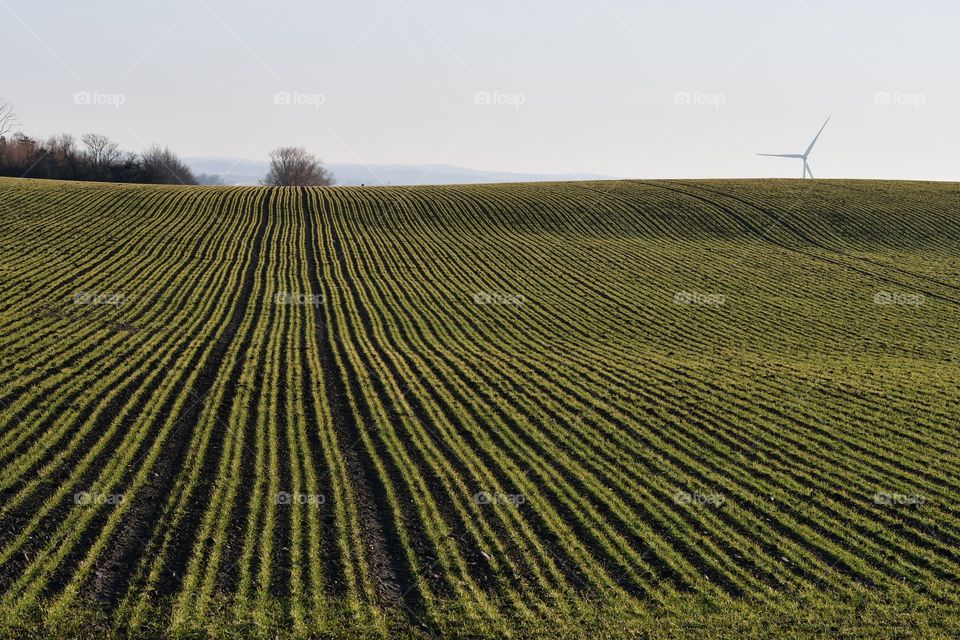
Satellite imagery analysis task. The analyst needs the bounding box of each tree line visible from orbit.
[0,99,335,186]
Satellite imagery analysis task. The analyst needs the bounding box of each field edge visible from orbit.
[2,584,958,639]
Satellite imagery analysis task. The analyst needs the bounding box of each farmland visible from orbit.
[0,176,958,638]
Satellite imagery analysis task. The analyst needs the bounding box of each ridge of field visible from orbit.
[0,177,957,639]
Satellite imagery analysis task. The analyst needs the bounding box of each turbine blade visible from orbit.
[804,116,831,157]
[805,161,814,180]
[757,153,804,158]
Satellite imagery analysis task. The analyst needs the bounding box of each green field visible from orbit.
[0,177,958,638]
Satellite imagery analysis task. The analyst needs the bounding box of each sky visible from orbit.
[2,0,958,180]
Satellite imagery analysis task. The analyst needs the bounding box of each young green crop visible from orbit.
[0,176,957,638]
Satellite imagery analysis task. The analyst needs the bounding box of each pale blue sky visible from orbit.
[2,0,958,179]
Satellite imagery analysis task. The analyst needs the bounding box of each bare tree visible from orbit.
[2,133,40,168]
[81,133,121,174]
[0,100,19,139]
[141,145,197,185]
[46,134,76,162]
[262,146,335,186]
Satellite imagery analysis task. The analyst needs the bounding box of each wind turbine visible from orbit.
[758,117,830,179]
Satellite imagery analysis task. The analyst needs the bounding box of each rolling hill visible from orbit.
[0,177,958,639]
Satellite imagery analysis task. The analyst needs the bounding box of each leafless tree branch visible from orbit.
[0,100,20,139]
[262,146,335,186]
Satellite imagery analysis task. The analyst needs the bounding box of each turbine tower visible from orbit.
[758,117,830,179]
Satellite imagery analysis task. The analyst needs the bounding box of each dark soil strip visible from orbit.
[267,311,293,599]
[81,190,271,603]
[0,340,117,469]
[217,257,278,597]
[333,257,508,593]
[301,188,421,613]
[298,190,343,598]
[1,198,242,596]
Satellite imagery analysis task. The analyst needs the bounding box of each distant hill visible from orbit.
[186,157,614,186]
